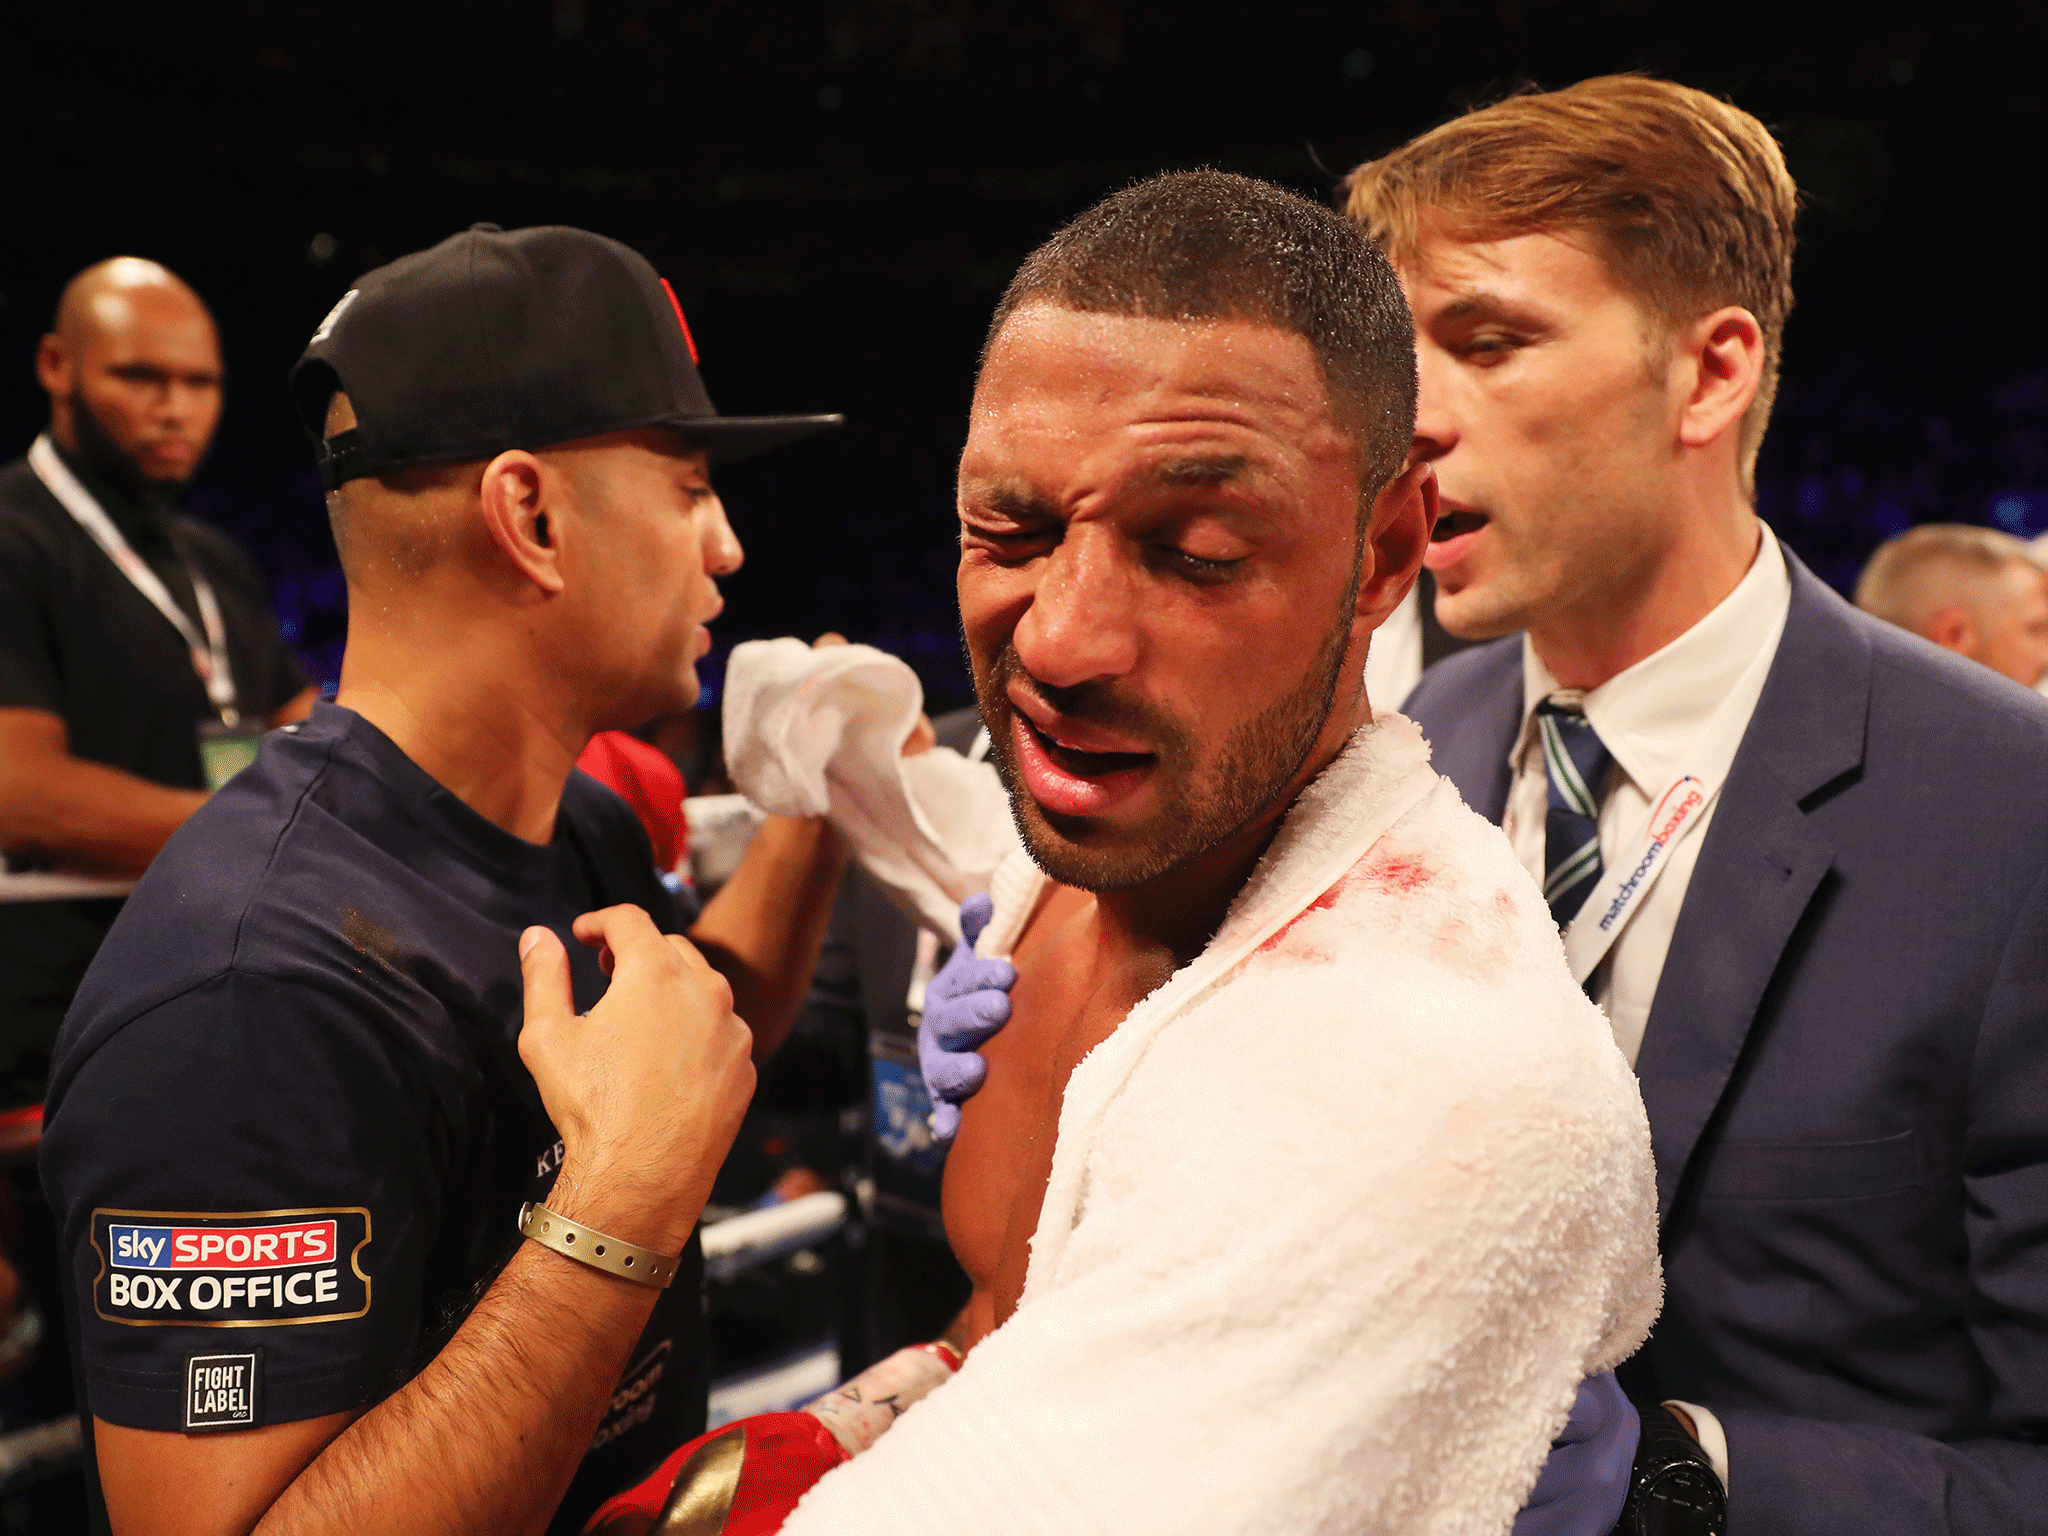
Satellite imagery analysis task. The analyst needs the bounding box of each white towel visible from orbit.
[722,638,1019,944]
[782,715,1662,1535]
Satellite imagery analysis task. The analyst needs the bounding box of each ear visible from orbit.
[1676,306,1765,451]
[1353,458,1437,634]
[1924,605,1977,657]
[34,334,69,397]
[476,450,566,596]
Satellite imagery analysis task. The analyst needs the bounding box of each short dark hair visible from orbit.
[985,169,1417,503]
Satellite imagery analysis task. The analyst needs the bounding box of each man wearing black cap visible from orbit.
[40,224,846,1536]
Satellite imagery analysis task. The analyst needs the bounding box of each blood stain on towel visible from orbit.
[1363,850,1437,893]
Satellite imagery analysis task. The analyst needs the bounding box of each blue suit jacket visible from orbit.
[1404,553,2048,1535]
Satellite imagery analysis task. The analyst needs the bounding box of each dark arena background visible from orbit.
[5,1,2044,718]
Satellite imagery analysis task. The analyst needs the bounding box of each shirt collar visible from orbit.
[1516,524,1791,795]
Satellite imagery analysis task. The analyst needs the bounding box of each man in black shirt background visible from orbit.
[42,223,849,1535]
[0,259,315,1450]
[0,258,315,1110]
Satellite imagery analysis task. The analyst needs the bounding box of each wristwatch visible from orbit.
[1613,1401,1726,1536]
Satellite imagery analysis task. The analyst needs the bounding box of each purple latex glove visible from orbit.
[1513,1371,1639,1536]
[917,894,1017,1142]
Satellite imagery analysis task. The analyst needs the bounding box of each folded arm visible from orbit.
[0,707,207,874]
[98,1241,670,1536]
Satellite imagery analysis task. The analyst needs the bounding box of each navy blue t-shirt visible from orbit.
[41,703,706,1535]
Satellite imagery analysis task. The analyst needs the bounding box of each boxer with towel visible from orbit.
[594,170,1660,1535]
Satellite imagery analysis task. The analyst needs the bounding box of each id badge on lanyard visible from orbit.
[29,435,259,789]
[1554,657,1769,986]
[196,719,266,791]
[1560,772,1721,984]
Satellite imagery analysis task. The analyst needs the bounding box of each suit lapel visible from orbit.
[1411,636,1522,821]
[1634,554,1872,1220]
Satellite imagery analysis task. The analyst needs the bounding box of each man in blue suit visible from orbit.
[1344,76,2048,1533]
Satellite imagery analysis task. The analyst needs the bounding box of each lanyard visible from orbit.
[1554,641,1776,985]
[29,434,241,725]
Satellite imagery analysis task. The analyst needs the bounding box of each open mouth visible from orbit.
[1020,714,1153,778]
[1008,706,1159,819]
[1432,509,1489,542]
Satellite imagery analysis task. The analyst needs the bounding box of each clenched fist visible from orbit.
[518,904,755,1253]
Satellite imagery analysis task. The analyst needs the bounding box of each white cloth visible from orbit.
[721,639,1020,944]
[1504,526,1792,1066]
[681,793,765,893]
[785,715,1662,1536]
[1364,583,1426,712]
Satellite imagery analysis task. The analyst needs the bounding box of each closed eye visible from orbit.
[960,521,1058,561]
[1456,330,1527,364]
[1156,547,1244,582]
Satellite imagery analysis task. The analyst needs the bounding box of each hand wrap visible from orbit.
[584,1345,963,1535]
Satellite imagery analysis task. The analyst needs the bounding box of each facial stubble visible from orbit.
[70,387,190,498]
[975,553,1361,894]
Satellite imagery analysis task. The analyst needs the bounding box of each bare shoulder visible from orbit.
[940,882,1093,1324]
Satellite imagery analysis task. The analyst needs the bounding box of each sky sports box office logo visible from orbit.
[91,1208,372,1326]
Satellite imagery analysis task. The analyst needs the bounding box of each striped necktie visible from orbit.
[1536,698,1613,927]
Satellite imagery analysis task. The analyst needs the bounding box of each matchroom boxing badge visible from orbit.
[90,1207,371,1326]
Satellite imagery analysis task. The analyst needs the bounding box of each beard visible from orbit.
[975,604,1354,894]
[69,388,191,500]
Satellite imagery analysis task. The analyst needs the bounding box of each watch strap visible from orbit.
[518,1201,681,1289]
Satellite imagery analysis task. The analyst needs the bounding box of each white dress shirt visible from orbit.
[1502,526,1792,1068]
[1366,583,1426,712]
[1502,526,1790,1490]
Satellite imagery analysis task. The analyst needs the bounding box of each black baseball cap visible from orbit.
[290,223,841,488]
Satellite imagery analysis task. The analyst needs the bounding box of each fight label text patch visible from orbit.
[184,1351,262,1430]
[92,1207,372,1327]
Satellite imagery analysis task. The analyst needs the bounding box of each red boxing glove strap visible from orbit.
[584,1412,850,1536]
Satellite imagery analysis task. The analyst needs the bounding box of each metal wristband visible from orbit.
[517,1202,681,1289]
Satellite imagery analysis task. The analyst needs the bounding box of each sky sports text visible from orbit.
[110,1219,336,1270]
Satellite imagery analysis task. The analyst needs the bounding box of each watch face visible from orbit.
[1639,1462,1726,1536]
